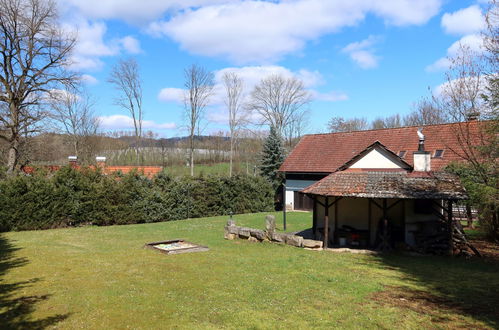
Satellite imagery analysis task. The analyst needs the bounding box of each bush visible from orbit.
[446,162,499,242]
[0,167,274,232]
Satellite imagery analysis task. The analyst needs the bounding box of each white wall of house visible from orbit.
[349,148,403,169]
[285,179,318,210]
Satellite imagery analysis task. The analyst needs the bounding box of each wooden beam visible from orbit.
[448,200,454,256]
[315,198,326,208]
[368,198,372,247]
[312,197,317,238]
[370,199,383,210]
[326,196,342,208]
[387,199,403,210]
[324,196,329,249]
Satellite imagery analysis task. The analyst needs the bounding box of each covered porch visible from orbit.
[299,171,468,253]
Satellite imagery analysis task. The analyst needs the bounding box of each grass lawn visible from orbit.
[1,212,498,329]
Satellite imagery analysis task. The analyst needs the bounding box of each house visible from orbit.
[279,121,484,251]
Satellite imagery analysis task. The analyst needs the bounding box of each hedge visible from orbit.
[0,167,274,232]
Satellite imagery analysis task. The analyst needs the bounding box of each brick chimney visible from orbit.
[413,128,431,171]
[68,156,78,168]
[96,156,106,170]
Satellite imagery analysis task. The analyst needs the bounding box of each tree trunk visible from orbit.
[229,137,233,177]
[466,204,474,229]
[190,134,194,176]
[6,138,19,175]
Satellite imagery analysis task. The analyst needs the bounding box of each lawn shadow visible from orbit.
[369,252,499,328]
[0,234,69,329]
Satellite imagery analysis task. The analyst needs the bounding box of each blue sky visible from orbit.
[57,0,488,137]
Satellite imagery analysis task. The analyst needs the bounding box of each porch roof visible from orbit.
[301,170,467,200]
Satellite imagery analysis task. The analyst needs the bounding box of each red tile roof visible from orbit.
[280,121,487,173]
[21,165,163,178]
[301,171,467,200]
[103,166,163,178]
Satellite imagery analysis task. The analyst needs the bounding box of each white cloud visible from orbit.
[342,36,381,69]
[81,74,98,85]
[118,36,143,54]
[158,64,347,130]
[426,34,483,72]
[441,5,485,36]
[158,88,185,103]
[148,0,441,64]
[99,114,176,130]
[63,19,143,71]
[60,0,227,24]
[312,90,349,102]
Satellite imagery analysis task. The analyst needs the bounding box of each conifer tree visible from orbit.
[260,126,285,189]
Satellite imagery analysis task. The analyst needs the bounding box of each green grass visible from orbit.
[1,212,498,329]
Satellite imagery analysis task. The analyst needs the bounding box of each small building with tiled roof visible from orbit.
[279,121,485,252]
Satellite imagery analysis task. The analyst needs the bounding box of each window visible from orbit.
[433,149,444,158]
[398,150,406,158]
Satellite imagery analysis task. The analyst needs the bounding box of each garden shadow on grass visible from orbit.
[0,234,69,329]
[369,253,499,328]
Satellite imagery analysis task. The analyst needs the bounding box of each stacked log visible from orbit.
[413,220,480,256]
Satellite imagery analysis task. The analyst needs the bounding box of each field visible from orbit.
[1,212,498,329]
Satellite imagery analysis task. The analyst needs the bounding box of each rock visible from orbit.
[247,236,259,243]
[303,239,323,249]
[285,235,303,247]
[226,219,236,227]
[250,229,266,241]
[265,215,276,234]
[238,227,251,239]
[227,225,239,235]
[271,232,286,243]
[224,233,237,240]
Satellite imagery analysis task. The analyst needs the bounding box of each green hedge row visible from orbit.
[0,167,274,232]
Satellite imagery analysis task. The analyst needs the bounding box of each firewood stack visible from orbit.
[413,220,480,256]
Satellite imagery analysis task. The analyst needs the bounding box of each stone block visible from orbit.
[265,215,276,233]
[226,219,236,227]
[271,232,286,243]
[227,225,239,235]
[224,233,237,240]
[303,239,323,249]
[238,227,251,239]
[286,235,303,247]
[250,229,266,241]
[247,236,259,243]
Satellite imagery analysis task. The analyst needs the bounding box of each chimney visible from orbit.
[96,156,106,170]
[413,128,431,171]
[68,156,78,168]
[466,112,479,121]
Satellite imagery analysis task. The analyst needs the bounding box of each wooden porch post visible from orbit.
[312,196,317,238]
[334,197,339,245]
[448,200,454,256]
[324,196,329,249]
[368,199,372,247]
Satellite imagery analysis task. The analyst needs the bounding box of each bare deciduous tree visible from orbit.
[327,116,369,132]
[0,0,77,174]
[404,97,447,126]
[50,87,100,163]
[183,64,214,176]
[222,71,246,177]
[248,74,311,136]
[371,114,402,129]
[108,58,143,164]
[283,110,310,149]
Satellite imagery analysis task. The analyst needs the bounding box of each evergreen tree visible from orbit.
[260,126,285,189]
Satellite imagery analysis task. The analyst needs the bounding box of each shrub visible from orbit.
[0,167,274,232]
